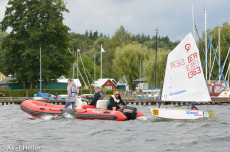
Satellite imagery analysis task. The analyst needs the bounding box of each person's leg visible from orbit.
[71,102,76,109]
[64,102,71,109]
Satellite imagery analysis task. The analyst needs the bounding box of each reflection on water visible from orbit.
[0,104,229,152]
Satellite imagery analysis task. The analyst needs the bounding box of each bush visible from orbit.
[0,89,67,97]
[102,89,123,94]
[0,89,124,97]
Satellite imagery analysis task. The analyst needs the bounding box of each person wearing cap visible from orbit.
[64,79,77,109]
[190,102,198,110]
[108,91,126,112]
[81,86,105,109]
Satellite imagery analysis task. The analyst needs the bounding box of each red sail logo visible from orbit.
[185,44,191,52]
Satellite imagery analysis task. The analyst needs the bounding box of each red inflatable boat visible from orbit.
[20,100,145,121]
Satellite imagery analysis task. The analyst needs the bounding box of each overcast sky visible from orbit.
[0,0,229,41]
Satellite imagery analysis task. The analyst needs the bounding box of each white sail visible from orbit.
[161,33,211,102]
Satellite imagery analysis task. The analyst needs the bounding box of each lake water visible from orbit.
[0,103,230,152]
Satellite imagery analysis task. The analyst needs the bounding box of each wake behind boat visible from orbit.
[149,33,215,120]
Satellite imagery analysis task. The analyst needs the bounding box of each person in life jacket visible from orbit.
[64,79,78,109]
[108,91,126,112]
[190,102,198,110]
[81,86,105,109]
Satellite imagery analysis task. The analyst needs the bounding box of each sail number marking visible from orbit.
[152,109,159,116]
[186,52,201,79]
[170,59,185,69]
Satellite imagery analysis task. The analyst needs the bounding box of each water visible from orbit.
[0,104,230,152]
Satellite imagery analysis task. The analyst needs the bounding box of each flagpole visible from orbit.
[72,49,75,79]
[101,44,102,79]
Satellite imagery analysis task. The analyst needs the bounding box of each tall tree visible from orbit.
[0,0,73,89]
[143,48,168,87]
[102,26,132,79]
[0,31,8,73]
[113,43,149,90]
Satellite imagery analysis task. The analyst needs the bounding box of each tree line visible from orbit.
[0,0,230,90]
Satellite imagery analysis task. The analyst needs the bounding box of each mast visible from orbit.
[192,3,196,40]
[140,59,141,79]
[218,28,221,83]
[155,29,158,88]
[94,51,96,81]
[209,34,212,82]
[204,9,207,81]
[40,47,42,92]
[101,44,102,79]
[228,63,230,87]
[77,49,80,89]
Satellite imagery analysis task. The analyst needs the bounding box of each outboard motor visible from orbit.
[122,106,137,120]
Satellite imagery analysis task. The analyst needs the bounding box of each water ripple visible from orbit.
[0,104,230,152]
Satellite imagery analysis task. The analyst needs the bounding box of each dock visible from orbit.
[0,97,229,106]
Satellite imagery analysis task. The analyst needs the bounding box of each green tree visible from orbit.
[0,31,8,73]
[113,43,149,90]
[103,26,132,79]
[143,48,168,87]
[69,32,93,53]
[0,0,73,89]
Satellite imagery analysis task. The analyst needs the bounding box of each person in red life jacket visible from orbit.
[108,91,126,112]
[64,79,77,109]
[190,102,198,110]
[81,86,105,109]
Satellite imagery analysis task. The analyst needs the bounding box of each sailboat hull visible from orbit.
[149,107,214,120]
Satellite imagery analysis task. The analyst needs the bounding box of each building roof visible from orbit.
[0,72,6,80]
[117,77,128,86]
[93,78,117,87]
[57,78,82,87]
[0,76,16,84]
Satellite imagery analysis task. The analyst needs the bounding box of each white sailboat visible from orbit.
[149,33,215,119]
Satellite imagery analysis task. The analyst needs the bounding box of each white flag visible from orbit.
[101,46,106,53]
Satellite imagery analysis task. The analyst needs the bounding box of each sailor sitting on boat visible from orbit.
[81,86,105,109]
[108,91,126,112]
[190,102,198,110]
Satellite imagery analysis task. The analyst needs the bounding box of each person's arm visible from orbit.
[119,96,126,106]
[81,94,93,100]
[75,87,78,94]
[86,95,94,100]
[67,85,71,97]
[89,93,100,105]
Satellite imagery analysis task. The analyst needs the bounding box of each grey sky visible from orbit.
[1,0,230,41]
